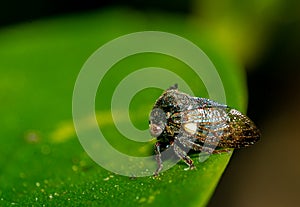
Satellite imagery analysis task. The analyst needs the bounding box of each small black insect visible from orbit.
[149,84,260,176]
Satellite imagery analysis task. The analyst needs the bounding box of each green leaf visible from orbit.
[0,8,246,206]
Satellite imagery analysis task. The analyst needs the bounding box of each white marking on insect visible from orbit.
[183,123,197,135]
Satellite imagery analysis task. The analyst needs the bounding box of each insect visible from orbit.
[149,84,260,176]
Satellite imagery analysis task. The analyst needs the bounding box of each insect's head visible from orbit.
[149,108,167,137]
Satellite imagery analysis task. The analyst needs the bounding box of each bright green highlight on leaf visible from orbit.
[0,8,246,206]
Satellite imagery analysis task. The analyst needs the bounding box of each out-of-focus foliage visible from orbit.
[0,8,246,206]
[191,0,285,64]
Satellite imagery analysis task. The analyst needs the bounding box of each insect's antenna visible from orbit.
[168,83,178,90]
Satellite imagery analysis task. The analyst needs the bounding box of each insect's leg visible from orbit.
[173,143,195,170]
[154,142,163,176]
[179,138,203,151]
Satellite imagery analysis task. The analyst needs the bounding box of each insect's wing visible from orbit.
[172,98,260,149]
[217,108,261,148]
[175,106,230,146]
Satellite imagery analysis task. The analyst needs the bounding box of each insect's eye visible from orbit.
[149,108,167,137]
[150,124,163,137]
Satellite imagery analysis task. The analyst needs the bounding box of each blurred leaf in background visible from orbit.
[190,0,284,65]
[0,8,244,207]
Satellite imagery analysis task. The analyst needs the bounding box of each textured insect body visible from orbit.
[149,84,260,176]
